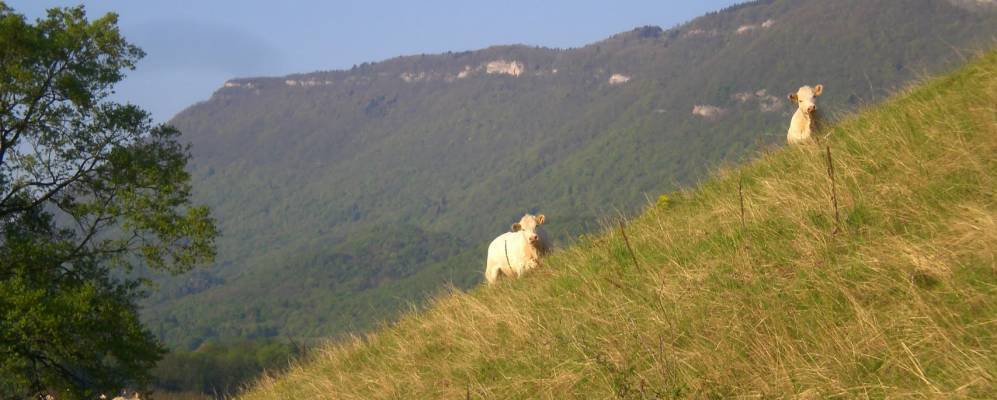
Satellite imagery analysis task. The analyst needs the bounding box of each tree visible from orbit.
[0,3,218,398]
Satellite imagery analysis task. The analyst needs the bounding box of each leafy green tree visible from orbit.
[152,339,301,397]
[0,3,217,398]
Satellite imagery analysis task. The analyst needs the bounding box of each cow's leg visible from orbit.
[485,261,500,285]
[524,258,539,272]
[500,262,516,279]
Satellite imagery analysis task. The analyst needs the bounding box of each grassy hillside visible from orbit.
[147,0,997,349]
[241,49,997,398]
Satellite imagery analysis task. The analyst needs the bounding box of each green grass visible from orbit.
[240,50,997,399]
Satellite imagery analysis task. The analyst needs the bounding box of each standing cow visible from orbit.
[787,84,824,144]
[485,214,549,284]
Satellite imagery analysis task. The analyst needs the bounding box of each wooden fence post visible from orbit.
[619,220,641,271]
[825,145,842,234]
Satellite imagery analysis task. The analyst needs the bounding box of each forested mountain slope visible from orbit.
[150,0,997,349]
[244,47,997,399]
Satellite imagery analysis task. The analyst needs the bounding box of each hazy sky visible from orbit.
[9,1,744,123]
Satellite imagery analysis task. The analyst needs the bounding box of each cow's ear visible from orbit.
[536,214,545,225]
[788,93,798,102]
[511,223,522,232]
[814,84,823,96]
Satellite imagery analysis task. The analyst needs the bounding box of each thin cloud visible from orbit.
[123,19,287,77]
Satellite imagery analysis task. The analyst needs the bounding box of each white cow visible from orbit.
[787,84,824,144]
[485,214,549,284]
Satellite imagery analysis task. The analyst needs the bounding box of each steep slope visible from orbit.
[243,48,997,399]
[151,0,997,349]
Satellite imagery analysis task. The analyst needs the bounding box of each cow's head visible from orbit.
[511,214,545,245]
[788,84,823,115]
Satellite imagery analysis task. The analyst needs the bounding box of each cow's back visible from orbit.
[485,232,512,284]
[487,232,519,267]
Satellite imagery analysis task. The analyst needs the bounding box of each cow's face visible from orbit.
[788,84,823,115]
[511,214,545,244]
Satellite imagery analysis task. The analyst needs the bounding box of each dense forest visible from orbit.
[152,340,301,397]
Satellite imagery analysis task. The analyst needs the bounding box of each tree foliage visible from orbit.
[152,340,300,397]
[0,3,217,398]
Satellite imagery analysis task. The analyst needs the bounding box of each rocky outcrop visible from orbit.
[692,105,727,118]
[733,89,782,113]
[484,60,524,76]
[284,79,333,87]
[608,74,631,85]
[737,19,776,34]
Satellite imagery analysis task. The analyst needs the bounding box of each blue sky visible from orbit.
[9,1,744,122]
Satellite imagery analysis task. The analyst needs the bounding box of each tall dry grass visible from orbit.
[240,50,997,399]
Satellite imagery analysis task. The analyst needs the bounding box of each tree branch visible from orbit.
[0,155,97,215]
[0,59,65,166]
